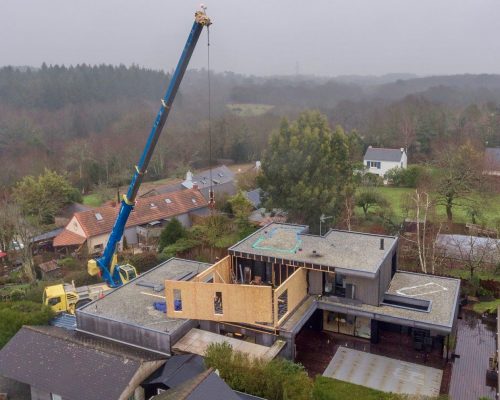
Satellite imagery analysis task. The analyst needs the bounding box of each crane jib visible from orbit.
[95,12,210,287]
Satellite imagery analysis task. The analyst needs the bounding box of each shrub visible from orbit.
[58,257,79,269]
[204,342,312,400]
[126,252,160,274]
[0,301,54,348]
[158,218,186,252]
[385,165,427,188]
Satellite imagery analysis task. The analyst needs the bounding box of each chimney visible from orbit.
[380,238,385,250]
[193,182,198,190]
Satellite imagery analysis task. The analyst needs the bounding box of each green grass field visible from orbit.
[365,186,500,228]
[473,299,500,314]
[82,193,103,207]
[226,103,274,117]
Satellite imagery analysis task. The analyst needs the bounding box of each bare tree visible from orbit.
[401,189,443,274]
[0,197,16,254]
[10,204,40,282]
[442,234,499,279]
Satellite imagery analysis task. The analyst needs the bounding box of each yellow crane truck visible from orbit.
[43,281,112,314]
[42,8,210,314]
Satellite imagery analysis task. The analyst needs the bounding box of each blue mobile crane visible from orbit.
[87,8,212,288]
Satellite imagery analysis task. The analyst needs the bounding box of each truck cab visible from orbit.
[43,284,75,314]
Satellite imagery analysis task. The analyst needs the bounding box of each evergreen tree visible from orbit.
[158,218,186,252]
[258,111,355,231]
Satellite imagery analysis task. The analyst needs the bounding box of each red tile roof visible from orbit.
[53,229,86,247]
[73,188,207,239]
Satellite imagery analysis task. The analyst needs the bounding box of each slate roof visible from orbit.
[245,189,262,208]
[54,188,207,242]
[152,369,241,400]
[144,354,206,388]
[183,165,235,190]
[155,166,235,195]
[364,147,405,162]
[32,228,64,243]
[0,326,165,400]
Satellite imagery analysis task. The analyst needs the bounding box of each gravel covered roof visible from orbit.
[81,258,211,333]
[229,223,397,275]
[322,272,460,331]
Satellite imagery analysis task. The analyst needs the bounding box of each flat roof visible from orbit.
[80,258,211,334]
[321,272,460,332]
[229,223,397,275]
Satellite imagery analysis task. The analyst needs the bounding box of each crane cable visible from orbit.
[207,24,215,211]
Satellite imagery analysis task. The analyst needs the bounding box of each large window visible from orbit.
[323,311,371,339]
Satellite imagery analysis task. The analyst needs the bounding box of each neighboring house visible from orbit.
[0,329,262,400]
[484,147,500,175]
[0,325,166,400]
[147,355,264,400]
[363,146,407,177]
[154,165,237,201]
[53,188,208,255]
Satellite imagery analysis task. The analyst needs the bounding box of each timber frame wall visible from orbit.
[164,256,308,328]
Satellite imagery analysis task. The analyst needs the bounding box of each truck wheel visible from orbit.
[76,299,92,309]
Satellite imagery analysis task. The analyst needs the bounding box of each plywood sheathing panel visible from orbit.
[165,280,273,325]
[194,256,232,284]
[274,267,307,325]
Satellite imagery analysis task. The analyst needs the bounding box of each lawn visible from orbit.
[226,103,274,117]
[473,299,500,314]
[444,268,500,282]
[312,376,447,400]
[366,186,500,228]
[82,193,103,207]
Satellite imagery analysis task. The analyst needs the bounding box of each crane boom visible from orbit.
[88,9,211,287]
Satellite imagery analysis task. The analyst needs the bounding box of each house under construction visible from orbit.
[76,223,460,360]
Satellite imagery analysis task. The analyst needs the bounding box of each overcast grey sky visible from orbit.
[1,0,499,76]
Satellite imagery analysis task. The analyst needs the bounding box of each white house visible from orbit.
[363,147,407,177]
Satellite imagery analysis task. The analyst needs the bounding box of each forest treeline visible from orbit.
[1,64,500,193]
